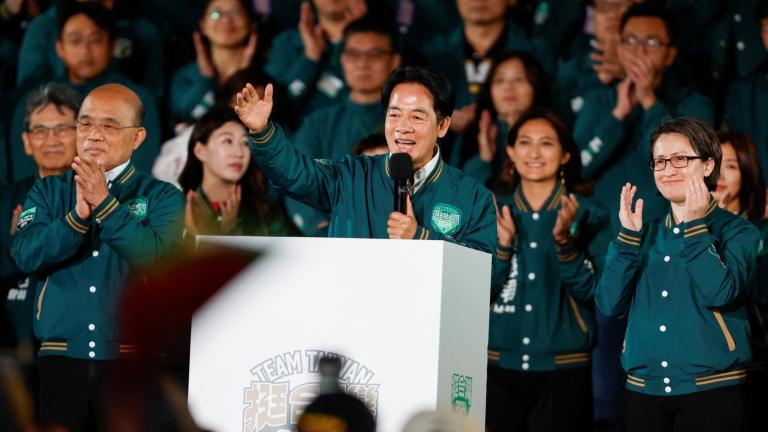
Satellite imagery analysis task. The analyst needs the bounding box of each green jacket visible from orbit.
[248,122,497,254]
[724,69,768,184]
[423,26,555,109]
[11,163,184,360]
[187,187,298,238]
[458,120,509,186]
[489,183,610,371]
[553,50,609,127]
[286,98,384,236]
[573,77,714,233]
[596,200,761,396]
[15,6,165,95]
[264,30,345,117]
[1,176,36,345]
[168,62,215,125]
[746,219,768,365]
[8,67,161,183]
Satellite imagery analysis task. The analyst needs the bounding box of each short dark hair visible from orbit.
[650,118,721,191]
[500,108,592,196]
[342,15,399,52]
[716,130,766,221]
[24,83,82,130]
[620,3,677,45]
[58,0,115,41]
[381,66,455,122]
[352,132,388,156]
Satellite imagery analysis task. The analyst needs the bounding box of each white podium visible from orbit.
[187,237,491,431]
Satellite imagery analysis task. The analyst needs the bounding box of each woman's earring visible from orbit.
[559,166,565,186]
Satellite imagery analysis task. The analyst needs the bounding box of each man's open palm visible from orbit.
[234,83,274,133]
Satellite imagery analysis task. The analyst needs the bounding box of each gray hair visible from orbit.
[23,83,82,130]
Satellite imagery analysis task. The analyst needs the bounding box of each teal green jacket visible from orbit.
[423,26,555,109]
[724,69,768,184]
[530,0,585,60]
[596,200,761,396]
[187,187,299,238]
[248,122,496,254]
[8,67,161,183]
[264,30,345,117]
[286,98,385,236]
[1,176,37,345]
[15,6,165,95]
[489,183,610,372]
[11,163,184,360]
[553,50,609,127]
[458,120,509,186]
[168,62,215,125]
[573,77,714,233]
[746,219,768,366]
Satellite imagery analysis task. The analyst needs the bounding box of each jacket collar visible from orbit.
[513,181,566,213]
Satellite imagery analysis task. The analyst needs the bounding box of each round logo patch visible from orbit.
[430,203,462,237]
[125,198,148,221]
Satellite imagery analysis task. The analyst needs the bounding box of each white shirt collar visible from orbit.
[411,146,440,194]
[105,159,131,184]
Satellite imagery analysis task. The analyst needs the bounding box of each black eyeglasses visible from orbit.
[650,155,703,171]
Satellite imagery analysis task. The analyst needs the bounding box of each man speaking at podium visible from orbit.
[234,66,496,255]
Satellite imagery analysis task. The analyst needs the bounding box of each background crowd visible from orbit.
[1,0,767,431]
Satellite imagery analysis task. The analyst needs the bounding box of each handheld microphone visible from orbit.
[388,153,413,214]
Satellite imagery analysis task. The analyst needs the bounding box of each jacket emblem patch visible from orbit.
[126,198,148,221]
[431,203,462,236]
[16,207,37,230]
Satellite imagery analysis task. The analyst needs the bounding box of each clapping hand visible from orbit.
[619,183,643,232]
[495,199,516,247]
[553,194,579,245]
[684,176,710,223]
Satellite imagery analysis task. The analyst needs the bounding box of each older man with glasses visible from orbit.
[11,83,184,431]
[1,83,81,397]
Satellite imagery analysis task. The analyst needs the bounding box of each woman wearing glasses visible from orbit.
[596,118,761,432]
[169,0,259,127]
[487,108,609,432]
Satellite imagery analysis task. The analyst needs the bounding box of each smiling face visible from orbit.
[652,133,715,204]
[76,86,145,171]
[490,58,535,120]
[384,83,450,170]
[713,142,741,205]
[22,104,78,177]
[506,118,570,183]
[194,120,250,183]
[200,0,252,48]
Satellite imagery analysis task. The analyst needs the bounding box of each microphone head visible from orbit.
[389,152,413,180]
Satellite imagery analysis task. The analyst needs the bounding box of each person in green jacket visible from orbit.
[169,0,258,126]
[11,83,184,430]
[8,1,161,182]
[596,118,761,431]
[574,4,714,234]
[15,0,165,96]
[455,51,550,186]
[423,0,555,135]
[264,0,367,118]
[178,105,297,238]
[554,0,630,127]
[287,15,401,236]
[712,130,768,432]
[234,66,496,253]
[723,2,768,186]
[1,84,80,399]
[487,108,610,432]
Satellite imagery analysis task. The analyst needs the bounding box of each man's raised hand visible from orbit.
[234,83,274,133]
